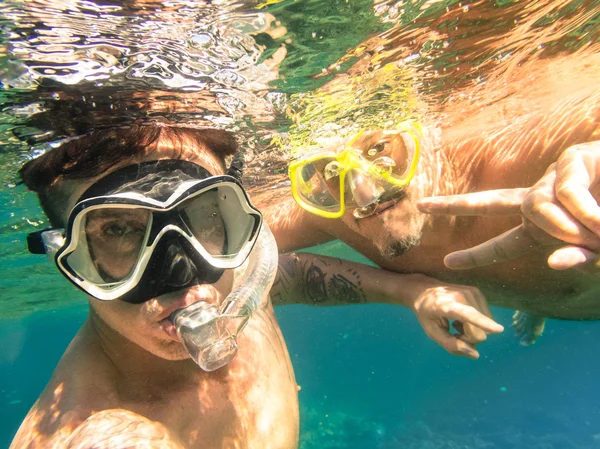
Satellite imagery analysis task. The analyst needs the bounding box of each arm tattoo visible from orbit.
[273,254,367,306]
[300,257,367,305]
[271,254,302,305]
[305,262,328,303]
[327,271,365,304]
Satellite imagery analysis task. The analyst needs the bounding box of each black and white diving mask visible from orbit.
[27,160,262,303]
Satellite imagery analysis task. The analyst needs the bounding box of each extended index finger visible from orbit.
[417,188,528,216]
[444,224,542,269]
[445,302,504,334]
[555,149,600,236]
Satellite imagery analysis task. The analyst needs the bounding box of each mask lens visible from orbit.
[65,207,151,285]
[293,158,342,213]
[355,130,417,183]
[180,184,257,260]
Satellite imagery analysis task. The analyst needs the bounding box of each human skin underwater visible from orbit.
[263,2,600,345]
[10,134,301,449]
[11,126,506,448]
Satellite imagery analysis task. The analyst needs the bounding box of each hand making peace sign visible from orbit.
[417,141,600,273]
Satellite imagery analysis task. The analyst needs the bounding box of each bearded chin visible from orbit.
[379,230,423,260]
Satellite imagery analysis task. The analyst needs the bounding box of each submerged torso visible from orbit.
[322,56,600,321]
[10,300,299,449]
[373,219,600,320]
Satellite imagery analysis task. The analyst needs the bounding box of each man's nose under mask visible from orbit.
[117,231,224,304]
[346,168,403,219]
[347,169,386,207]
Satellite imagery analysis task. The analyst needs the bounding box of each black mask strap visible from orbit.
[226,152,244,182]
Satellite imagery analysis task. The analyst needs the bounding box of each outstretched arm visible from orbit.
[271,253,504,359]
[10,408,183,449]
[262,197,335,252]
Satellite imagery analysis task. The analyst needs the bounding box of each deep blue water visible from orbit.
[1,242,600,448]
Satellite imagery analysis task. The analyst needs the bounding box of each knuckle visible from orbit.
[562,145,581,158]
[579,210,600,228]
[440,303,453,315]
[490,239,510,261]
[448,347,461,356]
[555,184,577,202]
[521,194,544,218]
[452,293,468,305]
[520,195,534,216]
[474,333,488,343]
[522,219,557,244]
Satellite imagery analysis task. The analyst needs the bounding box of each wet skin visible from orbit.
[266,52,600,321]
[11,141,299,449]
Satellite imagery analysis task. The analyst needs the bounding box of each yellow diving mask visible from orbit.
[289,122,421,219]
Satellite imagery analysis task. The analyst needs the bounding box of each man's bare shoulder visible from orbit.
[9,354,180,449]
[262,196,335,251]
[10,324,122,449]
[66,409,184,449]
[11,407,182,449]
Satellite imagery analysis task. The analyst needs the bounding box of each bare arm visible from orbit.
[272,252,430,308]
[271,252,504,359]
[10,408,183,449]
[65,410,183,449]
[262,197,334,252]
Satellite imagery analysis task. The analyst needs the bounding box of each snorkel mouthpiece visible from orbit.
[171,302,240,372]
[170,222,279,372]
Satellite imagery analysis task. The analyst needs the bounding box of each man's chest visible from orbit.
[136,321,299,448]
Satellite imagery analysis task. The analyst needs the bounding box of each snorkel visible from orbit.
[169,153,279,371]
[170,221,278,371]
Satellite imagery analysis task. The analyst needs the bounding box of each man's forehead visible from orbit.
[148,139,225,174]
[61,151,223,220]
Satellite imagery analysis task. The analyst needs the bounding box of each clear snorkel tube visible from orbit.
[170,221,278,371]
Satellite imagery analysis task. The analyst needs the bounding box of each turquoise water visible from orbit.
[1,240,600,447]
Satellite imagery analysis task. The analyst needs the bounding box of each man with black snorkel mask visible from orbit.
[13,124,499,449]
[12,125,302,449]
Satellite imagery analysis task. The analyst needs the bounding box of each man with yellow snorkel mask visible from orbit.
[290,123,420,220]
[266,52,600,351]
[268,120,507,359]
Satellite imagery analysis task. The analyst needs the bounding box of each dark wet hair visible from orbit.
[19,125,239,226]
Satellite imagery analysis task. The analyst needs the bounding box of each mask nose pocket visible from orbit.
[347,169,385,208]
[142,231,224,297]
[162,239,197,287]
